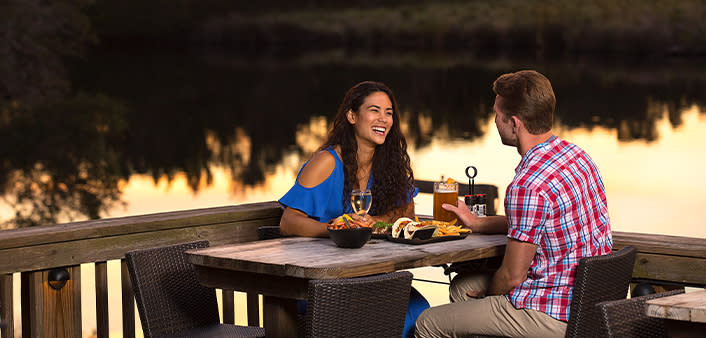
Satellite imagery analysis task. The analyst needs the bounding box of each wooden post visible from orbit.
[41,267,81,337]
[247,293,260,327]
[222,290,234,324]
[95,262,109,338]
[21,271,43,338]
[1,273,13,338]
[121,260,135,338]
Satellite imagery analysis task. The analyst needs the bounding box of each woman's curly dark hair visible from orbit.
[320,81,414,216]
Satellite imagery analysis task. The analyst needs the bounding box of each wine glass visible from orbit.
[351,189,372,221]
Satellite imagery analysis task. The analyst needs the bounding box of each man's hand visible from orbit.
[443,200,509,234]
[441,199,478,229]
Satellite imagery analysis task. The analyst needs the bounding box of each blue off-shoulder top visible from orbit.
[279,148,418,223]
[279,148,366,223]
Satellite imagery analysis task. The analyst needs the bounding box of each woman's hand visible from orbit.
[349,213,377,226]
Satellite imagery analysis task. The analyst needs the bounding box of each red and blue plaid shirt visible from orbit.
[505,135,612,322]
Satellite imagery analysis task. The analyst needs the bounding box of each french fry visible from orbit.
[431,220,472,237]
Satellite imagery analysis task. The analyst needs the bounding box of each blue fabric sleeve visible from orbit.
[279,179,341,222]
[278,149,347,223]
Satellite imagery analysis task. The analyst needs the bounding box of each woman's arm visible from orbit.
[279,207,329,237]
[279,150,337,237]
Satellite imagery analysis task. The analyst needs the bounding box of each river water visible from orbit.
[16,49,700,237]
[3,49,706,336]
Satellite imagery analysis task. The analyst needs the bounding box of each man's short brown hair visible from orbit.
[492,70,555,134]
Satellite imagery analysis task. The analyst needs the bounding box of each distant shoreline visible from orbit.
[90,0,706,57]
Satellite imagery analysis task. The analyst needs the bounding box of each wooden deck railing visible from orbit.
[0,201,283,338]
[1,200,705,337]
[613,232,706,288]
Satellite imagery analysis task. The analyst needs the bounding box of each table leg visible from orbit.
[263,295,299,338]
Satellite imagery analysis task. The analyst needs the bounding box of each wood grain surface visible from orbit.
[646,290,706,323]
[186,233,507,280]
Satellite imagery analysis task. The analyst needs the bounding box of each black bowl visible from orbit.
[327,227,373,248]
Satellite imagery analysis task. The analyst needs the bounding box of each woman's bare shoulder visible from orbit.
[298,149,337,188]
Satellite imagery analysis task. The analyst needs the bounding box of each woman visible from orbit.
[278,81,428,337]
[279,80,416,236]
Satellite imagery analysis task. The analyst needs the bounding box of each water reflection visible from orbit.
[1,48,705,228]
[0,94,129,228]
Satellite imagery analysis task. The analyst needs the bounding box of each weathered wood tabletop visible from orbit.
[646,290,706,323]
[646,290,706,338]
[187,233,507,279]
[186,233,506,338]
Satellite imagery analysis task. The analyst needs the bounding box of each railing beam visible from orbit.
[0,218,279,275]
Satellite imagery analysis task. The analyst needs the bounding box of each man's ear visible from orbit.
[346,109,356,124]
[510,116,519,129]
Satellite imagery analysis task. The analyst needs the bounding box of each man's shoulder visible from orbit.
[512,142,583,190]
[551,137,591,158]
[535,137,597,171]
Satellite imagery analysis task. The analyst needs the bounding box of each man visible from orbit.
[415,70,612,338]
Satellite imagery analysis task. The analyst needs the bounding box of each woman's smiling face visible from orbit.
[348,91,394,147]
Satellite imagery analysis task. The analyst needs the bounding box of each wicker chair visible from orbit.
[469,246,637,338]
[125,241,265,338]
[305,271,413,338]
[597,289,685,338]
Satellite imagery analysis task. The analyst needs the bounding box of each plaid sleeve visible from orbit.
[505,185,548,245]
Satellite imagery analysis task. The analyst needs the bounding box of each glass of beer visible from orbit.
[433,181,458,222]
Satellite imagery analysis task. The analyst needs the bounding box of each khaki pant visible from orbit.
[415,272,567,338]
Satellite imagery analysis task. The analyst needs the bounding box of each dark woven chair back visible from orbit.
[565,246,636,338]
[125,240,265,338]
[305,271,413,338]
[597,289,684,338]
[470,246,637,338]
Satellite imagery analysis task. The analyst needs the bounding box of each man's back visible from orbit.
[505,135,612,321]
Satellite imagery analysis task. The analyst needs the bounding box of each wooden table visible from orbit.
[646,289,706,338]
[186,233,506,338]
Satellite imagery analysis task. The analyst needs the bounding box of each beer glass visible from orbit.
[433,182,458,222]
